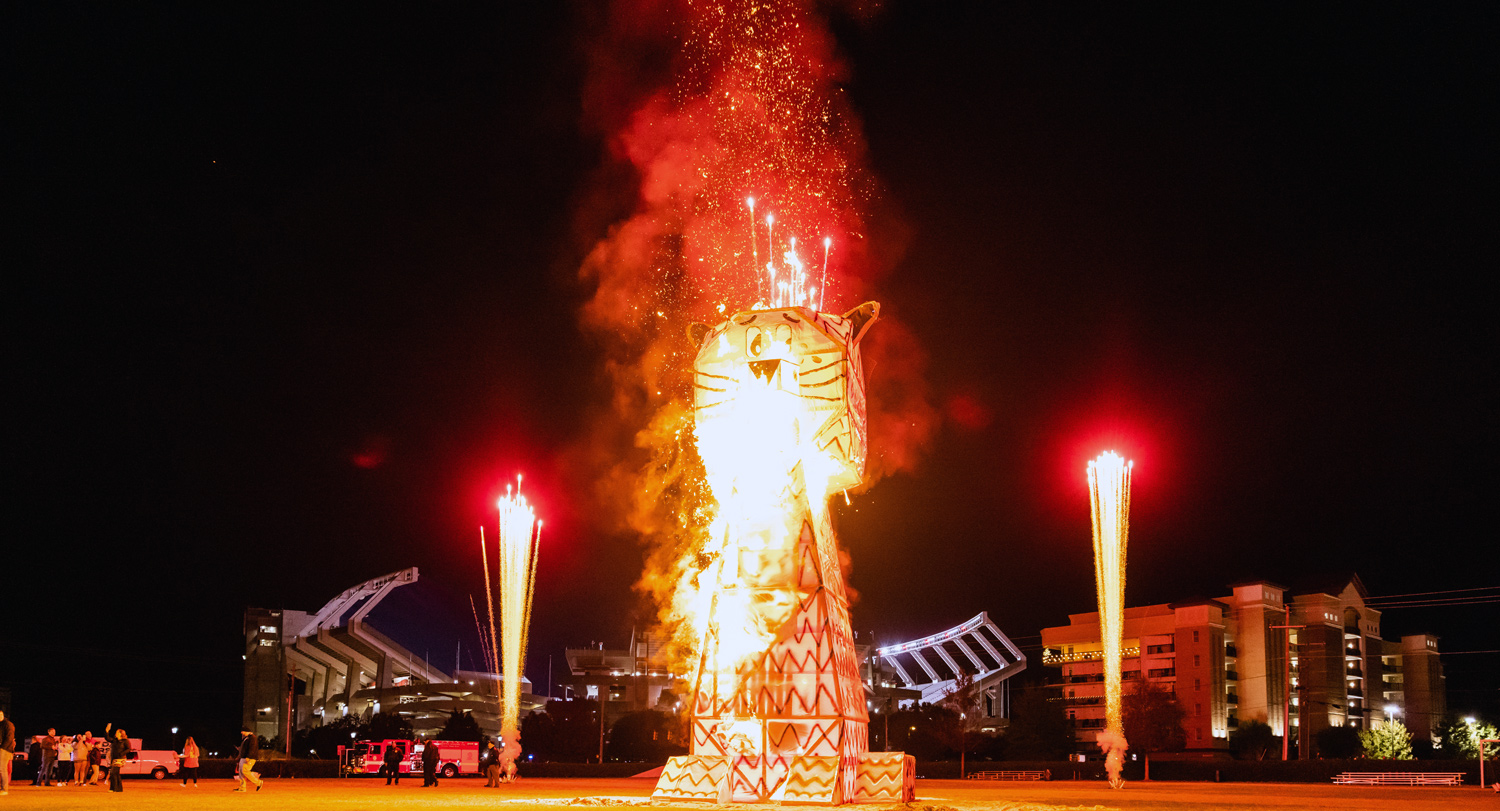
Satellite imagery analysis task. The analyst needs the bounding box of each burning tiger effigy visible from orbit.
[650,300,914,804]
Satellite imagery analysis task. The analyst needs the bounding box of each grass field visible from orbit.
[1,776,1494,810]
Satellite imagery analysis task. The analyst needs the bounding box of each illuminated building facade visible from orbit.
[1041,575,1446,754]
[560,631,679,729]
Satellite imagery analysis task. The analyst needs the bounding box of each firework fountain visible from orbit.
[479,478,541,781]
[1088,451,1132,789]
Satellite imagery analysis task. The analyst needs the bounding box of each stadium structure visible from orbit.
[243,567,542,742]
[873,612,1028,732]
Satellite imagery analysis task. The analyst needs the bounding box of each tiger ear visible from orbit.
[688,322,712,348]
[842,301,880,344]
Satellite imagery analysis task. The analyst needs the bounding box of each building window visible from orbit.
[1195,678,1201,691]
[1196,728,1203,741]
[1194,654,1201,667]
[1195,703,1202,717]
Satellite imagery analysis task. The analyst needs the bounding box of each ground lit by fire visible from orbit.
[3,778,1491,811]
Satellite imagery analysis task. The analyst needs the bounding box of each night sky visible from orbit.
[9,3,1496,750]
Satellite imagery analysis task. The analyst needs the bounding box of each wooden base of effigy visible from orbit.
[652,752,915,805]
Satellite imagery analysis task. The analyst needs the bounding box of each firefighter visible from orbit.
[382,742,403,785]
[420,738,440,787]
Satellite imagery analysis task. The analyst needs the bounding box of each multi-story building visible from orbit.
[1040,574,1446,754]
[559,630,678,729]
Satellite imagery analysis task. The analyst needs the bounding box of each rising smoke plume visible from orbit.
[573,0,937,665]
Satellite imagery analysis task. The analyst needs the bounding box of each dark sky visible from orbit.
[8,3,1496,749]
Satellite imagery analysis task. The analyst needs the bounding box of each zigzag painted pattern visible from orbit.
[780,756,842,805]
[851,753,915,804]
[652,755,729,802]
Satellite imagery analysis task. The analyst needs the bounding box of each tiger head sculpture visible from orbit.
[689,303,879,493]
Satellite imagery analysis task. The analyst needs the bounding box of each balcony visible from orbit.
[1074,718,1106,729]
[1224,644,1238,658]
[1225,670,1240,682]
[1227,693,1239,705]
[1147,668,1177,679]
[1346,666,1364,678]
[1067,674,1105,684]
[1066,696,1104,706]
[1042,646,1141,665]
[1347,686,1364,698]
[1146,644,1176,655]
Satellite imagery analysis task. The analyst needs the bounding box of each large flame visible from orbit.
[685,327,841,697]
[574,0,937,697]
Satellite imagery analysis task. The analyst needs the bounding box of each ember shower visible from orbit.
[577,0,928,803]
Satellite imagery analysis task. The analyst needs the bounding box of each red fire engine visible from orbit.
[342,739,479,777]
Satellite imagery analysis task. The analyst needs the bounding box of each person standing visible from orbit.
[55,735,74,786]
[381,741,402,785]
[74,733,93,786]
[39,728,58,787]
[235,727,262,792]
[179,736,200,787]
[106,726,128,792]
[482,739,501,787]
[0,709,15,796]
[87,738,105,785]
[420,738,439,788]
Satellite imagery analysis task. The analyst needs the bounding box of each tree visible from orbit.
[1002,685,1073,761]
[1229,719,1279,761]
[522,698,604,762]
[437,711,484,743]
[1361,720,1414,759]
[1314,725,1362,759]
[607,711,687,763]
[291,714,367,759]
[1436,716,1500,760]
[1121,680,1185,780]
[939,671,982,777]
[368,711,414,742]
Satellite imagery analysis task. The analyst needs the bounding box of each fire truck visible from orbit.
[343,739,478,778]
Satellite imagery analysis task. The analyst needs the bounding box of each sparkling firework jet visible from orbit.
[1087,451,1132,788]
[481,478,541,780]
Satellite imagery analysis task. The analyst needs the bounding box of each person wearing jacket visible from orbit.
[420,738,440,788]
[38,728,57,786]
[382,742,403,785]
[106,726,129,793]
[0,709,15,796]
[179,736,200,786]
[235,727,262,792]
[481,739,501,787]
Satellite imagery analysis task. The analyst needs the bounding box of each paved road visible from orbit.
[0,776,1494,810]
